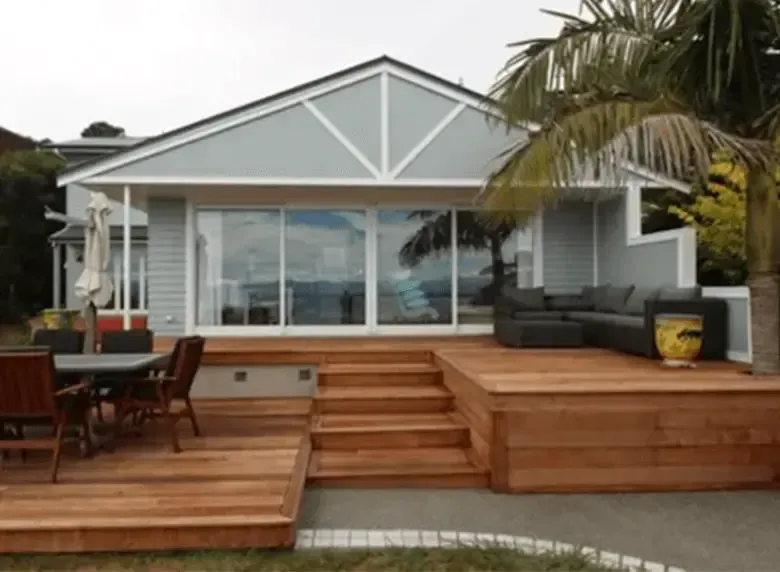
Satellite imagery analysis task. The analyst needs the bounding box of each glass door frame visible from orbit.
[192,203,538,337]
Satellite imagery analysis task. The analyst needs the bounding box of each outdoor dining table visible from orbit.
[52,352,171,452]
[53,353,170,375]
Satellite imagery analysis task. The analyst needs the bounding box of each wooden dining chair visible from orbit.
[111,336,205,453]
[93,329,155,421]
[0,350,93,482]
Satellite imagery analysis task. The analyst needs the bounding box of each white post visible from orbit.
[123,185,132,329]
[52,244,61,309]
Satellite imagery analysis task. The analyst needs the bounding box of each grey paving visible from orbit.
[300,488,780,571]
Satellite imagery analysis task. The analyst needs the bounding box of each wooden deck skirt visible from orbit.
[435,347,780,493]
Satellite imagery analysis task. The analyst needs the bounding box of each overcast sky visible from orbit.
[4,0,577,142]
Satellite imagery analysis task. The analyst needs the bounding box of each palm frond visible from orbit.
[480,94,771,213]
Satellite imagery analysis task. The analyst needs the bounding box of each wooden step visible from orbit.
[312,422,470,449]
[322,350,432,365]
[314,386,453,414]
[307,448,489,489]
[319,363,441,387]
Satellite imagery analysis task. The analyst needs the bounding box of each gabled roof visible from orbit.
[58,55,492,186]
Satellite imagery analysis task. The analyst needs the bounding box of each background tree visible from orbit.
[0,150,65,323]
[80,121,125,138]
[398,211,521,303]
[482,0,780,374]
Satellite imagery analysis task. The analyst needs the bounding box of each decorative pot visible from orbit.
[654,313,704,368]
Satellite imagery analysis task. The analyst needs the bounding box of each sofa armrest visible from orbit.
[643,297,729,359]
[494,295,515,320]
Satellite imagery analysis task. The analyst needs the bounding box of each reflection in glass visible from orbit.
[105,245,147,311]
[195,210,281,326]
[377,210,452,325]
[285,210,366,325]
[455,211,532,325]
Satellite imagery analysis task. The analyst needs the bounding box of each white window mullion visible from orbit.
[113,252,121,311]
[138,251,147,311]
[451,208,458,328]
[279,208,287,328]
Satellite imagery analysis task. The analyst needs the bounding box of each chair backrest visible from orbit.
[168,336,205,401]
[163,335,200,377]
[0,351,58,417]
[101,329,154,354]
[32,329,84,354]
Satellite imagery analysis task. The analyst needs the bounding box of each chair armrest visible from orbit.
[55,381,92,396]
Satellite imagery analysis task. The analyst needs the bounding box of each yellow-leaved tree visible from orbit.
[669,150,780,285]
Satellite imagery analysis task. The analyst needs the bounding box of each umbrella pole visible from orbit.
[83,302,97,354]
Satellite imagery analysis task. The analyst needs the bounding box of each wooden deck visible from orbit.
[435,347,780,493]
[5,337,780,553]
[0,398,311,553]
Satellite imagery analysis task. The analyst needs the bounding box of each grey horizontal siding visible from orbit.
[542,201,595,291]
[147,199,186,335]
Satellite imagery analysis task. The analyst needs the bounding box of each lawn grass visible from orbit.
[0,547,622,571]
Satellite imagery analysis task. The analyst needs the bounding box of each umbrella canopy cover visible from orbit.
[74,192,114,308]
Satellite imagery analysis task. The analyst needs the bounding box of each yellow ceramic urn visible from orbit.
[654,313,704,367]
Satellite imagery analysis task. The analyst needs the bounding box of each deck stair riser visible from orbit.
[322,351,432,365]
[319,363,441,387]
[312,424,471,449]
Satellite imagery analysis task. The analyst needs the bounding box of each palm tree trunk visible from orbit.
[745,168,780,375]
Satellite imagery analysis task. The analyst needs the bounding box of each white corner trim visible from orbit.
[390,103,466,179]
[184,199,196,335]
[379,72,390,178]
[294,529,688,572]
[727,350,751,363]
[58,68,384,187]
[592,202,599,286]
[701,286,749,299]
[619,162,691,194]
[532,209,544,287]
[303,100,381,179]
[624,181,696,287]
[81,175,487,188]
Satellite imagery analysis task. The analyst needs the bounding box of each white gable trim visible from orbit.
[58,60,509,188]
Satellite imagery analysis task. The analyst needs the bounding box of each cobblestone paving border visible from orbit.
[294,528,687,572]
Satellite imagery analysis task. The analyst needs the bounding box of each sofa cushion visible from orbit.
[592,285,611,312]
[658,286,702,300]
[546,295,594,311]
[596,285,635,313]
[624,287,660,316]
[566,311,614,323]
[511,310,566,321]
[501,285,545,311]
[567,311,643,328]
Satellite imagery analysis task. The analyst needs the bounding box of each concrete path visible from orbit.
[300,488,780,571]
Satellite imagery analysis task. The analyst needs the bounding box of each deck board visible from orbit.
[0,398,312,553]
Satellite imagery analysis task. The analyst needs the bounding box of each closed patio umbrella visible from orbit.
[74,192,114,354]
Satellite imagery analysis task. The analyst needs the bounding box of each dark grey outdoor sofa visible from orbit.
[494,284,729,360]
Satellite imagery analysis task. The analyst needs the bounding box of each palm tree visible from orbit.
[398,211,521,304]
[481,0,780,374]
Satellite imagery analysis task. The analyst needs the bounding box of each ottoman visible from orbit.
[494,319,584,348]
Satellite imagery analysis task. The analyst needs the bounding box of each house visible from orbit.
[54,55,695,337]
[47,136,150,328]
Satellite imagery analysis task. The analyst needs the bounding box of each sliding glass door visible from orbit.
[376,210,453,327]
[284,210,367,329]
[194,206,535,334]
